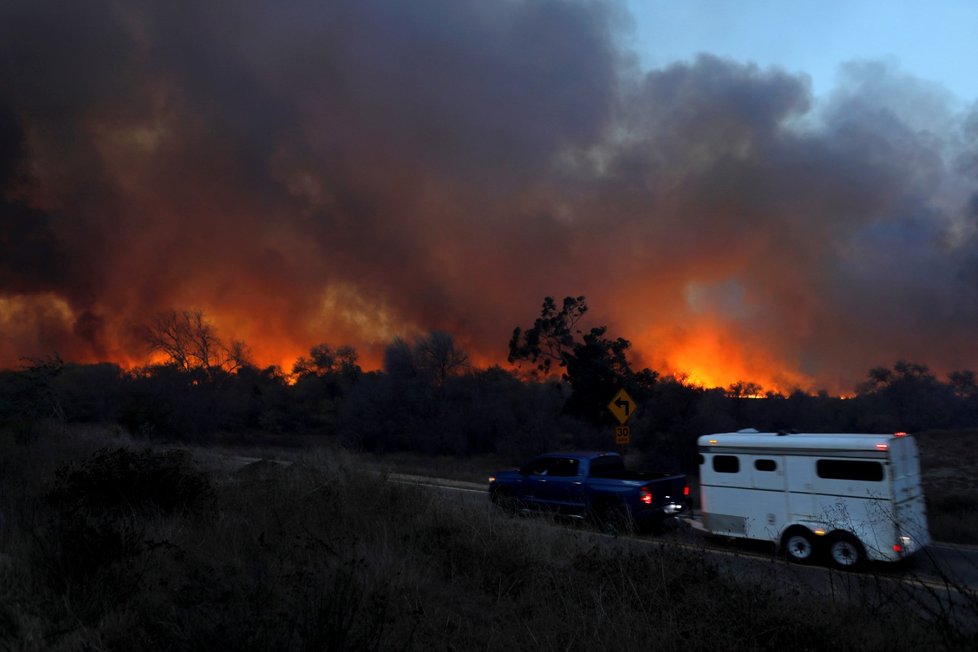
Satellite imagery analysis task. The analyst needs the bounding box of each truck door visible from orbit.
[537,457,585,510]
[522,457,556,507]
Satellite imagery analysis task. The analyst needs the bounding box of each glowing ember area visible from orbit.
[658,330,806,392]
[2,2,977,394]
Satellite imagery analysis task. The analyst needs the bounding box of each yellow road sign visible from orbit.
[615,426,630,445]
[607,388,636,425]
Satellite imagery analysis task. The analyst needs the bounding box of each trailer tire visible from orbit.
[782,528,817,564]
[827,533,864,570]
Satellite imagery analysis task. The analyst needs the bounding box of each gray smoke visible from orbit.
[1,0,975,392]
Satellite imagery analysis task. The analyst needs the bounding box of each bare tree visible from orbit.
[415,331,469,385]
[223,338,251,375]
[142,309,250,376]
[382,332,470,386]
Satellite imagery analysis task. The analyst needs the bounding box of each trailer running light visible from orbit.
[640,486,653,505]
[893,544,903,553]
[708,439,718,445]
[684,485,690,497]
[814,529,826,536]
[894,431,908,437]
[875,443,889,450]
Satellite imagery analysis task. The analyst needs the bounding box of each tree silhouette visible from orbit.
[726,381,764,398]
[383,332,470,386]
[141,310,250,377]
[509,296,658,423]
[292,343,361,380]
[948,370,978,400]
[854,361,955,431]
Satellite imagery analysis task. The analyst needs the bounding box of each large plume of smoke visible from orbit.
[1,0,976,392]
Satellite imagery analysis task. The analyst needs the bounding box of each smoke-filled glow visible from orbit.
[1,1,977,394]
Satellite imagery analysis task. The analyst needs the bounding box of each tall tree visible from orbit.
[141,310,249,377]
[383,332,470,386]
[415,331,470,386]
[509,296,657,423]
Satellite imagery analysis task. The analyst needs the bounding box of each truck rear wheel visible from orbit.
[782,528,816,564]
[594,501,633,537]
[827,533,863,570]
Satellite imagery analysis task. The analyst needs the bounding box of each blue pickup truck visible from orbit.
[488,451,688,534]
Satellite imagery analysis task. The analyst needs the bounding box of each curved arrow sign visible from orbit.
[607,388,636,425]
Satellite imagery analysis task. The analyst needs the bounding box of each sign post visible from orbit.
[607,388,636,447]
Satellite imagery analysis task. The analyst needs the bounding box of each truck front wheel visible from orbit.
[492,488,519,515]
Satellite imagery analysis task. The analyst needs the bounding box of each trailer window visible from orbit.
[713,455,740,473]
[754,459,777,472]
[816,459,883,482]
[697,454,705,466]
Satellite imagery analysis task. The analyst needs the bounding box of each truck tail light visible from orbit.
[640,486,653,505]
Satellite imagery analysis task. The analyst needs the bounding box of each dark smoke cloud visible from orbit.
[1,0,976,392]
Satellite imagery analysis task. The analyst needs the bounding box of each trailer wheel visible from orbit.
[782,528,816,564]
[827,533,863,570]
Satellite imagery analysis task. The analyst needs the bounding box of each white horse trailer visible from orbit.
[697,431,931,569]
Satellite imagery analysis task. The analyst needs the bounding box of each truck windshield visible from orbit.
[588,456,625,476]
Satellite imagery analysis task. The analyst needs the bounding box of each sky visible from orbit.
[627,1,978,102]
[1,0,977,394]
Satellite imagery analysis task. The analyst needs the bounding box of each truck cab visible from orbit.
[489,452,688,533]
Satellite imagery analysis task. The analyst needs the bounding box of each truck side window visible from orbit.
[713,455,740,473]
[589,456,625,476]
[816,459,883,482]
[754,459,777,472]
[525,459,553,476]
[549,458,580,477]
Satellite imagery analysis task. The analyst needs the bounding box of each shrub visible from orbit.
[30,447,212,623]
[45,446,211,516]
